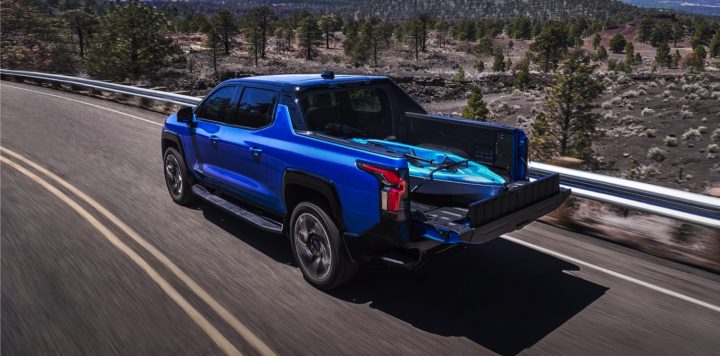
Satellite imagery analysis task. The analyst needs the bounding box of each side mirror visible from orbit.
[177,106,194,123]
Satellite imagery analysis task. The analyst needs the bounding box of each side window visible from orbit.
[236,88,278,128]
[195,86,238,123]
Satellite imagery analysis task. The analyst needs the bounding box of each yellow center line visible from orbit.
[0,146,277,356]
[0,155,242,356]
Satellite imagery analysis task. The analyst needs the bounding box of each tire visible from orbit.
[289,200,359,290]
[163,147,195,205]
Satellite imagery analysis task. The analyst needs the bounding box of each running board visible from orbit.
[191,185,283,234]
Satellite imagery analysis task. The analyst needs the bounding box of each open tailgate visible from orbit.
[416,174,570,244]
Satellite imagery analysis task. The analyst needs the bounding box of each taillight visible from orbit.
[358,163,407,213]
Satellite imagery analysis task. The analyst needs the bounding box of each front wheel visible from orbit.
[290,201,358,290]
[163,147,195,205]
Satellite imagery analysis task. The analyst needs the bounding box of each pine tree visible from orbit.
[62,9,98,59]
[638,16,654,43]
[190,13,211,33]
[85,1,174,80]
[462,86,489,121]
[672,22,684,48]
[296,15,322,60]
[492,51,506,71]
[530,22,571,72]
[204,27,223,77]
[211,10,237,56]
[686,46,706,72]
[595,45,608,61]
[318,14,340,49]
[624,42,635,65]
[593,33,601,50]
[710,31,720,58]
[609,33,626,53]
[475,60,485,72]
[671,49,681,68]
[634,52,642,65]
[452,67,466,84]
[474,35,494,56]
[529,112,559,161]
[542,50,604,160]
[514,57,530,89]
[655,41,671,67]
[244,7,276,59]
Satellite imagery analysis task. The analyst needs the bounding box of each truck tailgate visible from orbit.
[414,174,570,244]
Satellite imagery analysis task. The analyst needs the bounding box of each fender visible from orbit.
[161,130,185,160]
[282,169,344,231]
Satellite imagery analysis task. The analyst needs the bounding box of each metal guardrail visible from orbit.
[2,69,719,228]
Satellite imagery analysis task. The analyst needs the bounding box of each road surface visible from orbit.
[2,81,719,355]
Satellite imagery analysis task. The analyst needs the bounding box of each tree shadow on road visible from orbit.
[329,238,608,355]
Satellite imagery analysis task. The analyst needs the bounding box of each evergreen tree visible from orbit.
[649,23,672,47]
[638,16,654,43]
[204,27,223,77]
[514,57,530,89]
[592,33,601,50]
[85,1,174,80]
[671,49,681,68]
[211,10,237,55]
[655,41,671,67]
[318,14,340,49]
[624,42,635,65]
[529,112,559,161]
[530,22,571,72]
[62,9,97,59]
[609,33,626,53]
[710,31,720,59]
[686,48,705,72]
[672,22,684,48]
[462,86,489,121]
[296,15,322,60]
[417,13,432,52]
[475,60,485,72]
[244,7,275,59]
[542,50,604,160]
[492,51,506,71]
[474,35,494,56]
[190,13,211,33]
[452,67,465,84]
[634,52,642,65]
[595,45,608,61]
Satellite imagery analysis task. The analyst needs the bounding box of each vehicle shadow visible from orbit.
[198,203,294,265]
[329,238,608,355]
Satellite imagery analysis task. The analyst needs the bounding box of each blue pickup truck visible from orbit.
[161,71,569,289]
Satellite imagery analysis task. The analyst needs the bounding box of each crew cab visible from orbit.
[161,71,570,289]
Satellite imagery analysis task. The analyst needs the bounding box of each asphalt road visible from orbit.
[2,81,719,355]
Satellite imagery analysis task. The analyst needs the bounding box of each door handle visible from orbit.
[249,146,263,158]
[209,135,220,145]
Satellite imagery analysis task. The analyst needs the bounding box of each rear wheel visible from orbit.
[290,200,358,289]
[163,147,195,205]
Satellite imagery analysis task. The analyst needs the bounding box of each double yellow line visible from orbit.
[0,147,276,356]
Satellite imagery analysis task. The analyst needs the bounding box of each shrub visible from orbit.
[664,135,678,146]
[647,147,667,161]
[708,144,720,153]
[681,128,701,141]
[698,126,709,134]
[680,109,694,119]
[641,108,655,116]
[712,128,720,142]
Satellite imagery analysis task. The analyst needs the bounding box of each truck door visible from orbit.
[191,85,240,187]
[213,86,278,209]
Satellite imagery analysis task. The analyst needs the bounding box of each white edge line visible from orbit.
[502,235,720,313]
[1,84,163,127]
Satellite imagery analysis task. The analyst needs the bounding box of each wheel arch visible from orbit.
[283,169,345,232]
[161,130,185,160]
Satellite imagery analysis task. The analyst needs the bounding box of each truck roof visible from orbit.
[224,73,388,89]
